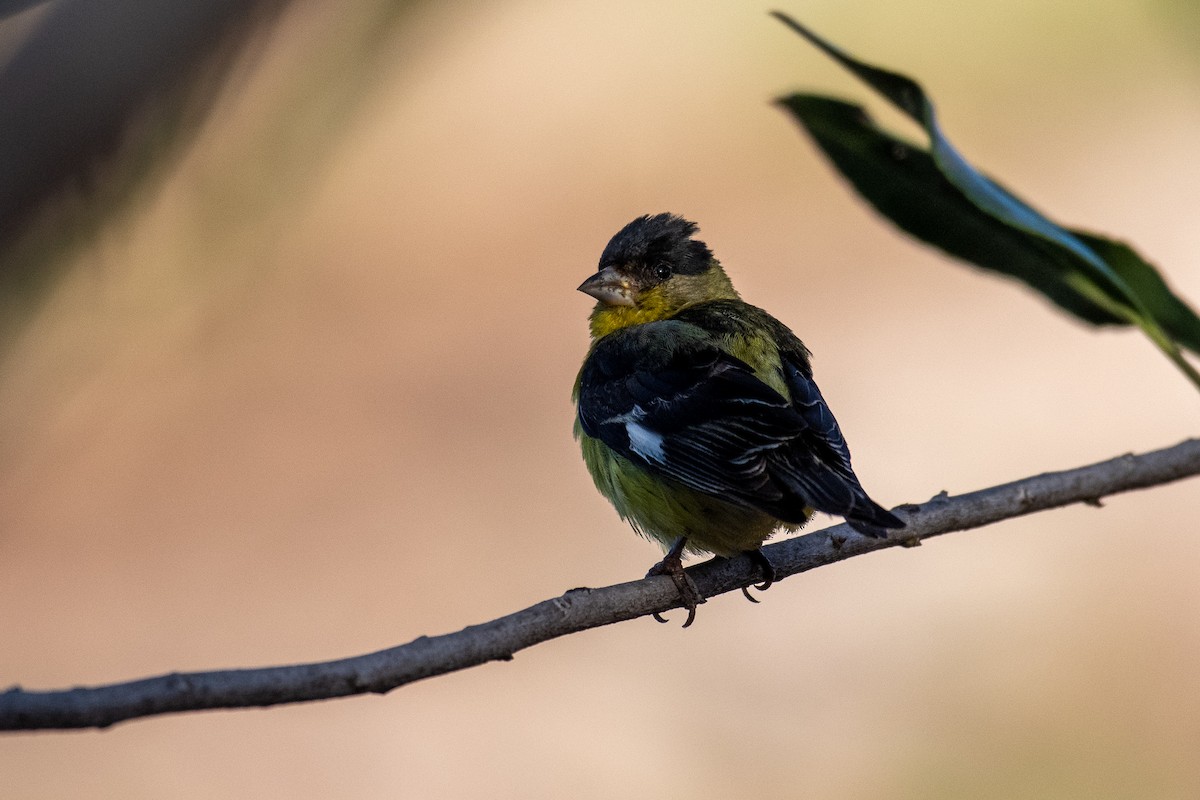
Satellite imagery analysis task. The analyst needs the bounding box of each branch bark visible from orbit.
[4,438,1199,732]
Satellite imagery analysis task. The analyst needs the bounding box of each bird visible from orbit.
[573,213,903,625]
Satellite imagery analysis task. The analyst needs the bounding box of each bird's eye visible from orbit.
[654,264,672,280]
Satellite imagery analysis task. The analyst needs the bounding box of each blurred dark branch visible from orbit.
[0,1,50,20]
[0,0,290,245]
[3,438,1199,732]
[0,0,292,328]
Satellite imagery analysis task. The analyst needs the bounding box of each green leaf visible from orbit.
[1073,233,1200,354]
[776,95,1124,326]
[771,12,1200,389]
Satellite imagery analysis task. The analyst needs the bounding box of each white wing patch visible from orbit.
[626,420,666,463]
[607,406,667,464]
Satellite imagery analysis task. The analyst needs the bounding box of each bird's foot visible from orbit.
[740,548,777,603]
[646,539,704,627]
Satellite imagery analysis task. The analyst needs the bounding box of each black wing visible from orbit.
[774,356,904,536]
[578,324,805,511]
[576,321,903,534]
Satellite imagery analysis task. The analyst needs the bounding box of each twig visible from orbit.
[3,438,1199,732]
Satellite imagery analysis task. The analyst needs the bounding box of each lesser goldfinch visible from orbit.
[573,213,903,623]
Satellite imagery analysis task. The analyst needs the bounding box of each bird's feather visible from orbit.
[576,309,902,534]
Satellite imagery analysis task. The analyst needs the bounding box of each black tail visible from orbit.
[845,501,905,539]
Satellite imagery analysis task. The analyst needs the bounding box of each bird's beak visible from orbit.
[578,266,636,307]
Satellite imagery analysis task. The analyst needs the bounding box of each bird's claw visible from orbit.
[647,541,704,627]
[739,549,777,604]
[652,607,696,627]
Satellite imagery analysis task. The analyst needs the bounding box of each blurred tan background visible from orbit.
[2,1,1198,797]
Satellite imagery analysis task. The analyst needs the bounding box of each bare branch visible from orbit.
[3,438,1199,732]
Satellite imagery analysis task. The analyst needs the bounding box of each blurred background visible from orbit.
[1,0,1198,797]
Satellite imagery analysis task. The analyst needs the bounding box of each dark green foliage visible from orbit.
[772,12,1200,388]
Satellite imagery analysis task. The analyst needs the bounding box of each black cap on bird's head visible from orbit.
[578,213,716,307]
[599,214,713,275]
